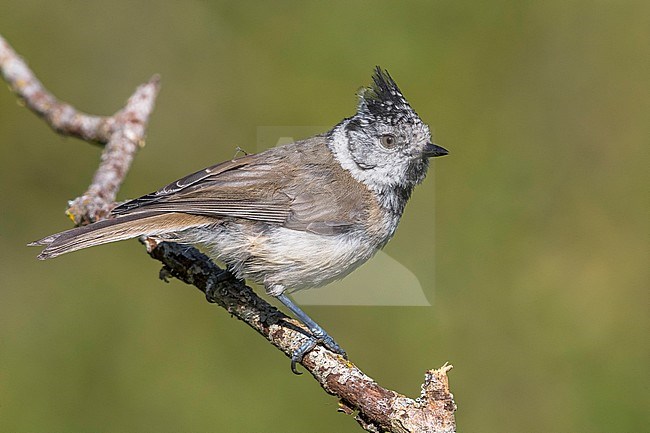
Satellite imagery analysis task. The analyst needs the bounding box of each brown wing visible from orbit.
[111,154,260,214]
[110,136,372,234]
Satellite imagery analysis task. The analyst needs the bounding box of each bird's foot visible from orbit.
[290,329,347,375]
[275,293,347,374]
[204,269,237,303]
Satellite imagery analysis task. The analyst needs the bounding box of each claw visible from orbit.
[319,333,347,358]
[204,269,236,303]
[289,335,347,375]
[290,339,318,374]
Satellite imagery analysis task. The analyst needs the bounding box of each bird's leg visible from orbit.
[276,293,347,374]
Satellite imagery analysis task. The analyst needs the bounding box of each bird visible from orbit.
[30,67,448,372]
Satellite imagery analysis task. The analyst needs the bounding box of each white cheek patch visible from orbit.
[329,122,407,194]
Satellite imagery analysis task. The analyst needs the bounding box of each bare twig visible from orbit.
[1,34,456,432]
[0,36,113,142]
[0,35,160,225]
[65,75,160,225]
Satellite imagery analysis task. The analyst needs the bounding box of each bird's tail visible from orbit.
[29,212,214,260]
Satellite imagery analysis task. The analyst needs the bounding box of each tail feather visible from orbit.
[30,212,214,260]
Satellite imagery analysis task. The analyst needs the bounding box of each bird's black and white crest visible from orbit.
[326,67,434,218]
[356,67,421,127]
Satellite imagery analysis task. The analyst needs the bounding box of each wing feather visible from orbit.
[112,156,254,214]
[110,137,372,234]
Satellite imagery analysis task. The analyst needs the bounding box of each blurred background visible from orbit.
[0,1,647,432]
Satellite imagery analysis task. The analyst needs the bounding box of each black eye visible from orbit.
[380,134,396,148]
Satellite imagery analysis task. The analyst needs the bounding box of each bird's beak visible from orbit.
[423,142,449,158]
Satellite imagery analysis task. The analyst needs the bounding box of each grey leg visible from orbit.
[276,293,347,374]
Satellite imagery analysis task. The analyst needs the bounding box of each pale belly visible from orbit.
[189,224,383,295]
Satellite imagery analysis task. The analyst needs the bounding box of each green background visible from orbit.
[0,1,647,432]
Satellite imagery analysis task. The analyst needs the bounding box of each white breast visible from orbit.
[260,227,380,292]
[188,223,384,295]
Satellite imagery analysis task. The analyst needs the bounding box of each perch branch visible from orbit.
[1,34,456,433]
[146,239,456,432]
